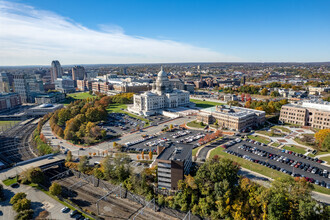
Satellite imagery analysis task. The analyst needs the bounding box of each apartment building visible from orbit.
[197,105,265,131]
[156,143,192,190]
[279,100,330,129]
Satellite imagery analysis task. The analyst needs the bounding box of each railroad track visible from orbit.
[0,119,38,164]
[50,172,173,220]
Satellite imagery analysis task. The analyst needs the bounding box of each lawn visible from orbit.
[271,126,291,133]
[209,147,330,195]
[271,142,281,147]
[294,137,315,147]
[67,92,95,100]
[320,156,330,163]
[248,135,271,144]
[190,99,224,108]
[0,120,20,131]
[192,146,202,156]
[283,145,306,154]
[2,176,18,186]
[187,120,205,129]
[106,103,150,127]
[256,130,284,137]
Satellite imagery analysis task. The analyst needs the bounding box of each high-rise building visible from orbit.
[50,60,63,83]
[12,73,31,103]
[0,72,11,93]
[72,66,86,81]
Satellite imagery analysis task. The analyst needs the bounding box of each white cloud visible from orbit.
[0,0,240,65]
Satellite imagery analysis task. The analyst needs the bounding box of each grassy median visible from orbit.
[248,135,271,144]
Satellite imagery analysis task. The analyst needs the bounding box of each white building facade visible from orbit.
[129,67,190,116]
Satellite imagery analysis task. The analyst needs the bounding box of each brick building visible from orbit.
[0,93,21,112]
[156,143,192,190]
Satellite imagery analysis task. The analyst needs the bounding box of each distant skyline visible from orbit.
[0,0,330,66]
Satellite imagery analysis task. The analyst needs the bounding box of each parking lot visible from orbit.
[124,128,208,153]
[225,140,330,188]
[100,113,146,135]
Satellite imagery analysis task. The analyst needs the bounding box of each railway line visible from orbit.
[46,169,175,220]
[0,118,38,165]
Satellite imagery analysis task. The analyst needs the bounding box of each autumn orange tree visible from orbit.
[315,129,330,150]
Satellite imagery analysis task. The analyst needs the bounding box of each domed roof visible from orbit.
[157,66,167,78]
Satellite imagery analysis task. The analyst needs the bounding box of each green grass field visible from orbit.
[256,130,284,137]
[248,135,271,144]
[2,177,18,186]
[0,121,20,131]
[106,103,150,126]
[190,99,224,108]
[209,147,330,195]
[294,137,315,147]
[271,142,281,147]
[67,92,95,100]
[271,126,291,133]
[186,120,205,129]
[283,145,306,154]
[320,156,330,163]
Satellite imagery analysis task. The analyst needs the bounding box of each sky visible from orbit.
[0,0,330,66]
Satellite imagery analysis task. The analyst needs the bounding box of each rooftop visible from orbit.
[157,142,192,162]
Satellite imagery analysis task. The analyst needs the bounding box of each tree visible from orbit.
[315,129,330,147]
[36,210,49,220]
[141,151,144,160]
[15,209,34,220]
[49,182,62,196]
[321,133,330,151]
[0,184,4,201]
[10,193,27,205]
[149,151,153,160]
[26,167,44,184]
[260,88,268,96]
[78,156,89,172]
[13,198,31,212]
[270,91,280,97]
[66,151,72,162]
[169,124,174,130]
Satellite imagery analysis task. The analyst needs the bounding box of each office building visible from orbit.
[279,100,330,129]
[0,93,21,112]
[197,105,265,131]
[12,73,31,103]
[55,78,75,93]
[72,66,86,81]
[34,92,65,104]
[156,143,192,190]
[0,72,11,93]
[50,60,63,83]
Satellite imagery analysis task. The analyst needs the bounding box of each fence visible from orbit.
[70,170,201,220]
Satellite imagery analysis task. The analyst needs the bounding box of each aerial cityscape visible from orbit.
[0,0,330,219]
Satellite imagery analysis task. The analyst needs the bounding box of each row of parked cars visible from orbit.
[233,145,330,188]
[281,149,323,163]
[176,133,205,144]
[61,207,90,220]
[125,134,156,147]
[145,137,169,147]
[226,149,330,189]
[171,130,191,139]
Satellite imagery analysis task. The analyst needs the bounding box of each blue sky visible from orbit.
[0,0,329,65]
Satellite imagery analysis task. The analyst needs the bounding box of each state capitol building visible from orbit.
[128,67,190,116]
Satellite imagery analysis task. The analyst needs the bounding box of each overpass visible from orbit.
[0,154,66,180]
